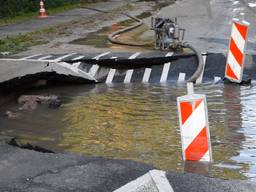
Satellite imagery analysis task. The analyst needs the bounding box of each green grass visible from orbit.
[0,34,46,55]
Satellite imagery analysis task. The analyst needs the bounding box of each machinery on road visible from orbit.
[151,17,186,51]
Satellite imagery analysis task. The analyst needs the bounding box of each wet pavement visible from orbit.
[0,139,256,191]
[158,0,256,54]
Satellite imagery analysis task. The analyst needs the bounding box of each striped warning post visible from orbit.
[177,83,212,162]
[225,19,250,83]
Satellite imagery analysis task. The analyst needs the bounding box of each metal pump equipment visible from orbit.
[151,17,186,51]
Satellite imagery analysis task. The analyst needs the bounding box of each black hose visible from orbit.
[108,13,149,47]
[182,43,204,83]
[81,7,204,82]
[83,7,148,47]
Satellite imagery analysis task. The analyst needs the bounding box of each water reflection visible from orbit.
[183,161,211,177]
[234,84,256,180]
[1,83,256,180]
[60,83,248,179]
[62,84,182,172]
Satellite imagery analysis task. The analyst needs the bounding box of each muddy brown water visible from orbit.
[1,82,256,181]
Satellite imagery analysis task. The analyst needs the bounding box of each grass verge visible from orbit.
[0,34,47,55]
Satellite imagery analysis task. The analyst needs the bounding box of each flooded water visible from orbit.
[1,82,256,181]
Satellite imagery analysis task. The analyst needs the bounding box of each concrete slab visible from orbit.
[113,170,174,192]
[0,60,96,84]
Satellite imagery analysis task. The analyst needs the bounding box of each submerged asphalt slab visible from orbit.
[0,60,95,84]
[0,141,255,192]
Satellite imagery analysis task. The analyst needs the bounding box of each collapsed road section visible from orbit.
[1,0,256,191]
[2,51,256,85]
[0,58,96,95]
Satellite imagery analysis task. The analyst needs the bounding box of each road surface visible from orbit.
[0,0,127,39]
[158,0,256,54]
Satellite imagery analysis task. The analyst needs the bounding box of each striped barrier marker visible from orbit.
[225,19,250,83]
[177,83,212,162]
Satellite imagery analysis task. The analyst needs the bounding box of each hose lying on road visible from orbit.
[83,7,148,47]
[108,13,149,47]
[82,7,204,83]
[183,43,204,83]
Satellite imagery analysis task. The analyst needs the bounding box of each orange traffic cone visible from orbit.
[39,0,48,18]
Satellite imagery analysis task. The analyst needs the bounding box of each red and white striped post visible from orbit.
[225,19,250,83]
[177,83,212,162]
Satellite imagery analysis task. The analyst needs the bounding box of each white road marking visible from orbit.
[0,58,52,62]
[89,65,100,77]
[128,52,141,59]
[54,62,96,82]
[72,62,81,68]
[113,170,174,192]
[53,53,76,62]
[105,69,116,83]
[142,68,152,83]
[71,56,84,69]
[159,52,173,83]
[165,52,174,57]
[122,53,141,83]
[248,3,256,7]
[93,52,111,60]
[19,54,42,60]
[178,73,186,82]
[72,56,85,61]
[89,52,111,76]
[38,55,52,61]
[196,54,207,84]
[232,1,239,5]
[0,58,24,61]
[124,69,134,83]
[160,62,171,83]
